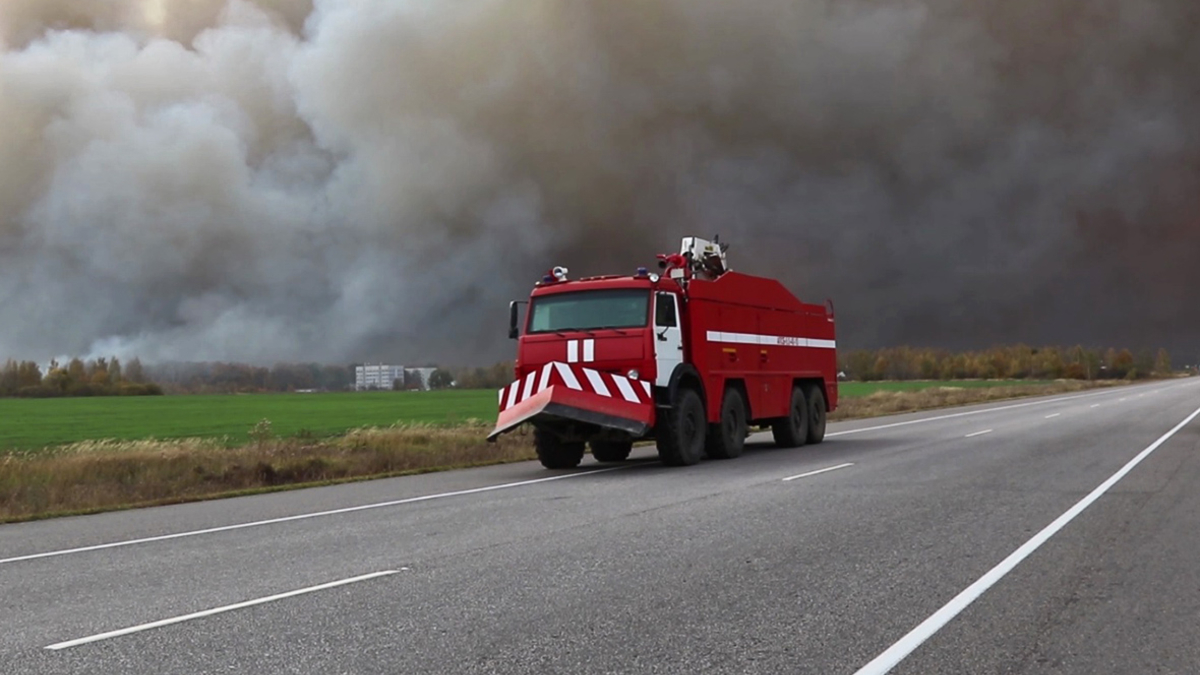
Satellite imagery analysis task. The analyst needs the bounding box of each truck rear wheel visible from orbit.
[535,427,585,469]
[590,440,633,462]
[657,387,706,466]
[705,387,747,460]
[771,386,809,448]
[804,384,827,445]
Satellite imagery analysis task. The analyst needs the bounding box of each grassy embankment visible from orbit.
[0,380,1121,521]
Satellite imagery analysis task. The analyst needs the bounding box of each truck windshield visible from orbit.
[528,289,649,334]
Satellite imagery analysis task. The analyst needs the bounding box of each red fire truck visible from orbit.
[488,237,838,468]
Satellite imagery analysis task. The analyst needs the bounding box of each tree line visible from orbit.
[449,362,522,390]
[145,361,355,394]
[2,344,1180,398]
[0,357,162,398]
[837,345,1174,382]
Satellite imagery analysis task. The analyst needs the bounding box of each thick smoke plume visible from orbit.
[2,0,1198,366]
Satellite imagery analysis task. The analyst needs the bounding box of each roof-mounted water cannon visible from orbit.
[656,252,690,280]
[539,266,570,285]
[680,235,730,280]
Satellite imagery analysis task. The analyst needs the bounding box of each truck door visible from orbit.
[654,292,683,387]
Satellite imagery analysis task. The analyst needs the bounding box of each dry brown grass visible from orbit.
[0,423,535,522]
[829,379,1123,421]
[1,380,1129,522]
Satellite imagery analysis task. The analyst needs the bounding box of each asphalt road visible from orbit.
[3,379,1199,674]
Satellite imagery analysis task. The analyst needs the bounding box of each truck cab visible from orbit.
[518,278,684,387]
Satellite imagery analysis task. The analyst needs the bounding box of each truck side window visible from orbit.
[655,293,677,327]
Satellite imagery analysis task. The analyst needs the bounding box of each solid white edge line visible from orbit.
[782,463,854,482]
[964,429,993,438]
[853,405,1200,675]
[825,386,1140,439]
[45,570,399,650]
[0,467,630,566]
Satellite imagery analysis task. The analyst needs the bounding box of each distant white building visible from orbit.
[355,364,406,391]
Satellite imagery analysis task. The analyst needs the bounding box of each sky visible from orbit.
[1,0,1197,366]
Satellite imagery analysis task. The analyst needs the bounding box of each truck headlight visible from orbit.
[627,369,639,380]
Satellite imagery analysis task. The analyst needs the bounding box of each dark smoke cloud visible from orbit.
[1,0,1198,366]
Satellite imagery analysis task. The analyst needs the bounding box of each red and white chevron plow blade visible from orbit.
[487,362,656,441]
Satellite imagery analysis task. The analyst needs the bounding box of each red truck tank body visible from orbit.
[489,238,838,468]
[685,271,839,420]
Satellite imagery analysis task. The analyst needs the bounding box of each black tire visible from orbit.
[705,387,747,460]
[657,387,706,466]
[771,386,809,448]
[534,427,585,469]
[590,440,633,462]
[804,385,827,445]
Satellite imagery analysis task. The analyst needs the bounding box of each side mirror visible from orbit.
[508,300,526,339]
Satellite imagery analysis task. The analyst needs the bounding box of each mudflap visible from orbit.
[487,385,654,441]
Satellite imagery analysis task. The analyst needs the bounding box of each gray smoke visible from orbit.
[2,0,1198,366]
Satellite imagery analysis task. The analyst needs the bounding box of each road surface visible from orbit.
[2,378,1199,674]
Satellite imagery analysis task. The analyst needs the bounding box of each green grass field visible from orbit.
[837,380,1050,397]
[0,380,1048,452]
[0,390,499,451]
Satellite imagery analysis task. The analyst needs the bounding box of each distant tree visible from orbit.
[1083,349,1102,381]
[845,351,877,382]
[320,365,352,390]
[67,358,86,385]
[919,354,939,379]
[1032,348,1064,379]
[0,360,18,395]
[268,362,315,392]
[403,369,425,390]
[44,367,71,393]
[1154,348,1172,375]
[90,358,110,387]
[1063,363,1086,380]
[1134,350,1155,376]
[125,357,146,383]
[872,356,889,380]
[490,361,515,386]
[428,369,454,389]
[1112,349,1135,378]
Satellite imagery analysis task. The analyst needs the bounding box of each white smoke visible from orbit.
[1,0,1198,365]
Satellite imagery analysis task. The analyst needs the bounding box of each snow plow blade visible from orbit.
[487,363,655,441]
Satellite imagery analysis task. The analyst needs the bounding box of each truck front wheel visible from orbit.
[657,387,706,466]
[590,440,633,462]
[705,387,747,460]
[535,428,585,469]
[771,386,809,448]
